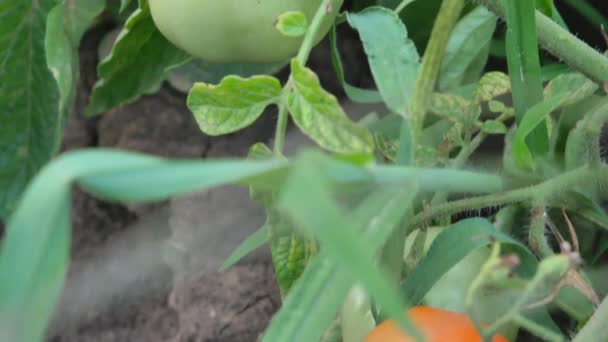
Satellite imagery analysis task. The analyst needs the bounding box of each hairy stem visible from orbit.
[475,0,608,84]
[410,0,466,142]
[412,165,607,227]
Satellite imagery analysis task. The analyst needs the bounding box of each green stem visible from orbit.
[529,203,554,257]
[475,0,608,84]
[412,165,606,226]
[274,102,290,155]
[582,97,608,166]
[410,0,466,144]
[430,132,487,206]
[573,294,608,342]
[483,271,550,338]
[391,0,465,284]
[394,0,415,14]
[296,0,336,65]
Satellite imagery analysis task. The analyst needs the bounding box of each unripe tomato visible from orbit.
[149,0,343,63]
[363,306,509,342]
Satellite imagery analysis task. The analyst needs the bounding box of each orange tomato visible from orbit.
[363,306,509,342]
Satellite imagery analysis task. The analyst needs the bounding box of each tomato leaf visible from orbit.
[543,73,599,108]
[481,120,508,135]
[329,26,383,104]
[276,11,308,37]
[475,72,511,102]
[439,6,497,91]
[347,7,420,116]
[0,0,104,219]
[86,3,190,116]
[429,93,470,123]
[287,59,374,154]
[188,75,282,136]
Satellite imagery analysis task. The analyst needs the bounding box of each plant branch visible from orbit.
[412,165,607,227]
[474,0,608,84]
[410,0,466,143]
[274,102,290,155]
[296,0,336,65]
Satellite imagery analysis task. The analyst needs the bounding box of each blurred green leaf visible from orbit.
[535,0,554,17]
[505,0,547,153]
[481,120,508,134]
[401,218,537,305]
[276,11,308,37]
[429,93,470,123]
[264,184,417,342]
[288,59,374,154]
[187,75,282,135]
[341,286,376,342]
[219,226,268,271]
[0,148,290,341]
[347,7,420,116]
[544,73,599,108]
[277,151,421,339]
[512,95,566,170]
[439,6,497,91]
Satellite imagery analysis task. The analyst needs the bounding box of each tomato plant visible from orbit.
[363,306,509,342]
[149,0,344,63]
[1,0,608,341]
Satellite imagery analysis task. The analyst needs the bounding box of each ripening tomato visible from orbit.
[148,0,343,63]
[363,306,510,342]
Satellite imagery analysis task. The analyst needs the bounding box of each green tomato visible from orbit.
[149,0,343,63]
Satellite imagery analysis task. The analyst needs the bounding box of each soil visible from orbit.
[46,14,373,342]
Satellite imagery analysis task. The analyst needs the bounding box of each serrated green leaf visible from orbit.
[347,7,420,115]
[429,93,470,123]
[276,11,308,37]
[475,72,511,101]
[86,4,190,115]
[544,73,599,108]
[188,75,282,135]
[287,59,374,154]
